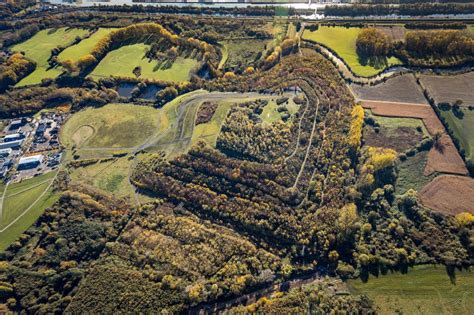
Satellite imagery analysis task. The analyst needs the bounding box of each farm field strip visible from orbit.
[440,109,474,161]
[350,74,427,105]
[419,175,474,216]
[361,100,468,176]
[420,72,474,106]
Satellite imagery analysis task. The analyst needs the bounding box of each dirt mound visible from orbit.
[419,175,474,215]
[361,100,467,176]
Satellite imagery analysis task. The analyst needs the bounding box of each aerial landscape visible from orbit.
[0,0,473,313]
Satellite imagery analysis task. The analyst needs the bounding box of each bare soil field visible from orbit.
[361,100,468,176]
[351,74,427,104]
[420,72,474,106]
[376,26,406,41]
[419,175,474,215]
[364,126,423,153]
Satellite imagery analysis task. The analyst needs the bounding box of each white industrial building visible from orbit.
[18,155,43,170]
[0,148,12,157]
[0,140,23,150]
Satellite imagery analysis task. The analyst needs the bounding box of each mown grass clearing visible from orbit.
[0,171,58,251]
[61,103,163,151]
[12,28,89,86]
[260,97,300,124]
[58,28,115,63]
[302,26,402,77]
[440,109,474,161]
[89,43,198,82]
[69,156,134,198]
[348,265,474,315]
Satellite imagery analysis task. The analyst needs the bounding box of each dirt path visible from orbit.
[360,100,468,176]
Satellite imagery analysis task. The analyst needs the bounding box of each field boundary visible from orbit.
[360,100,468,176]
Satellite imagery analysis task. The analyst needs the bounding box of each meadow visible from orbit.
[0,171,58,251]
[11,28,89,86]
[302,26,402,77]
[88,43,198,82]
[58,28,115,63]
[440,109,474,162]
[348,265,474,314]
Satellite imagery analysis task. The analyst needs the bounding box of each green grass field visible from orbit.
[440,109,474,161]
[61,103,163,151]
[58,28,115,63]
[69,156,134,198]
[12,28,89,86]
[89,43,198,82]
[0,171,59,251]
[348,265,474,314]
[302,26,402,77]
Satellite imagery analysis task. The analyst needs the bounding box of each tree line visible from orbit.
[324,3,474,17]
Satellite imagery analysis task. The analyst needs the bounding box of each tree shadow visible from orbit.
[358,55,389,70]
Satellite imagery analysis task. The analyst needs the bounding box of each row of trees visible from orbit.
[354,27,473,67]
[325,3,474,17]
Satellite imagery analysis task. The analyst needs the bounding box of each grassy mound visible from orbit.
[61,103,162,150]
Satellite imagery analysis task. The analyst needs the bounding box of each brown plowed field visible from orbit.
[420,72,474,106]
[419,175,474,215]
[361,100,468,176]
[351,74,427,104]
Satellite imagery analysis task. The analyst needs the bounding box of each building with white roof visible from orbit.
[18,155,43,170]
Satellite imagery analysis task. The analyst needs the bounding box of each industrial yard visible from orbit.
[0,113,64,183]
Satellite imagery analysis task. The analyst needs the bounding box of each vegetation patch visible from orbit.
[363,111,429,153]
[395,151,434,195]
[302,26,402,77]
[348,265,474,315]
[11,28,88,86]
[58,28,115,63]
[69,156,135,198]
[89,43,198,82]
[222,39,266,72]
[440,108,474,162]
